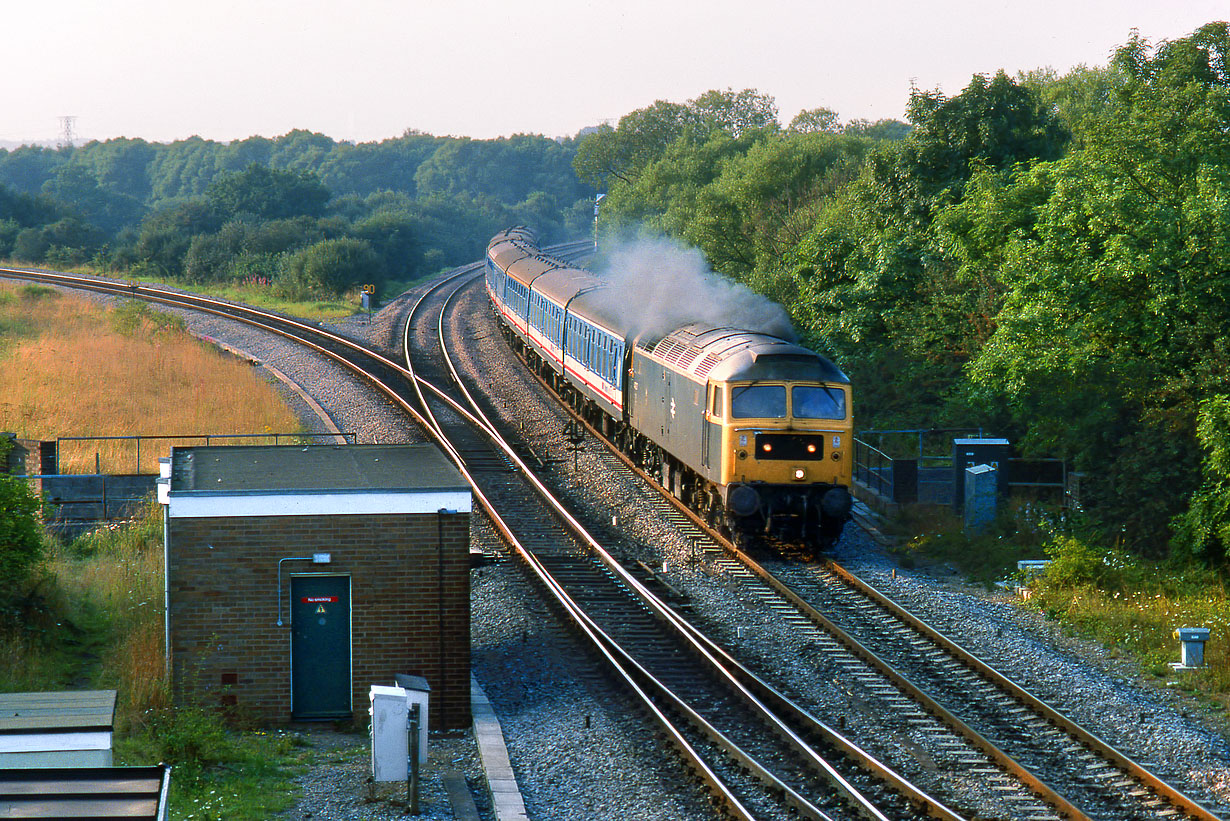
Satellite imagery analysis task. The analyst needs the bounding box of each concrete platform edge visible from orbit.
[471,673,528,821]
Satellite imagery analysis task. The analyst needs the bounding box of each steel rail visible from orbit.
[821,560,1224,821]
[502,300,1219,820]
[400,239,593,440]
[455,269,1106,819]
[0,261,761,818]
[428,277,961,820]
[545,391,1107,819]
[403,267,824,819]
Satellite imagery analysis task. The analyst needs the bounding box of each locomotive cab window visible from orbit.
[792,385,846,420]
[731,385,786,419]
[711,386,724,418]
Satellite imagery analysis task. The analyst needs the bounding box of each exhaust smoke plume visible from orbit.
[589,233,796,342]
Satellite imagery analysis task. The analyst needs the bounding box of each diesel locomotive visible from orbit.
[485,228,854,551]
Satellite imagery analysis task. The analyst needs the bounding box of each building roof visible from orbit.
[0,766,169,820]
[169,444,466,495]
[0,691,115,735]
[164,444,472,519]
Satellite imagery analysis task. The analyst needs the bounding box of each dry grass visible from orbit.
[0,284,302,472]
[55,501,171,725]
[0,282,301,717]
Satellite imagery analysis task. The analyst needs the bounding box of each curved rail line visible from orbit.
[409,265,969,819]
[7,259,1212,819]
[458,258,1225,821]
[423,271,971,820]
[0,259,847,817]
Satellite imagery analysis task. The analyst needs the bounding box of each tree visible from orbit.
[966,23,1230,551]
[0,183,65,227]
[0,145,67,195]
[596,128,764,236]
[350,209,419,280]
[146,136,225,200]
[414,135,587,205]
[788,107,841,134]
[270,129,336,172]
[573,100,696,188]
[1018,64,1125,148]
[841,119,911,140]
[42,165,145,234]
[1173,396,1230,563]
[126,200,220,278]
[685,132,870,278]
[205,164,331,222]
[184,221,248,283]
[894,71,1068,207]
[71,137,156,201]
[689,88,779,136]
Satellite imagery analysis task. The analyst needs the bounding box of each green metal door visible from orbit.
[291,575,351,720]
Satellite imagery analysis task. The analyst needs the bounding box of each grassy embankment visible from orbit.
[891,501,1230,722]
[0,282,310,818]
[14,259,433,324]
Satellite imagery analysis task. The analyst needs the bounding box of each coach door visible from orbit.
[290,575,352,720]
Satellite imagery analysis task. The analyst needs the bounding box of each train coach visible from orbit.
[485,228,853,552]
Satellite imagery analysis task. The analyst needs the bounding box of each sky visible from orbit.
[3,0,1227,146]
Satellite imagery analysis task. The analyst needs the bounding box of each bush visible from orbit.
[0,475,44,591]
[278,237,378,298]
[138,706,234,771]
[109,299,187,337]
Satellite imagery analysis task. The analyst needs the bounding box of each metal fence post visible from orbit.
[407,702,421,815]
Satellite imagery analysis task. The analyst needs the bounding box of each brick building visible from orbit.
[160,444,472,729]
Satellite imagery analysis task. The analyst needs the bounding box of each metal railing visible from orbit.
[853,438,894,498]
[858,427,985,465]
[855,431,1068,508]
[53,432,356,475]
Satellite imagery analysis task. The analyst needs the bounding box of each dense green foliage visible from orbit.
[579,24,1230,561]
[0,129,594,297]
[0,473,43,595]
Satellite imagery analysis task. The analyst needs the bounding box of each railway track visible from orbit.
[409,258,966,819]
[435,268,1228,821]
[3,258,950,817]
[767,558,1225,820]
[4,258,1224,820]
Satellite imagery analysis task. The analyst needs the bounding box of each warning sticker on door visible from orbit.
[301,596,339,603]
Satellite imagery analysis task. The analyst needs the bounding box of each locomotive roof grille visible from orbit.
[652,336,704,368]
[694,352,724,379]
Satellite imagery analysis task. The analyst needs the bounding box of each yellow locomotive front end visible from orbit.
[629,324,853,552]
[704,344,854,550]
[719,381,853,489]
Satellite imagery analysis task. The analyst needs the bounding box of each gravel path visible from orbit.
[90,273,1230,819]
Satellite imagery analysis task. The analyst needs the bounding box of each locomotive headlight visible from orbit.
[793,467,807,481]
[762,442,773,453]
[806,443,817,454]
